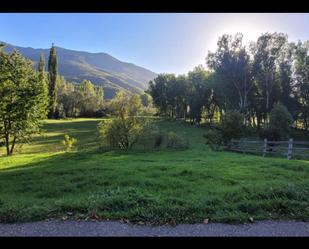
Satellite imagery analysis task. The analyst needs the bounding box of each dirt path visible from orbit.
[0,220,308,236]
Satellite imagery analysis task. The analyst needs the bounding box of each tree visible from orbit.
[251,33,287,122]
[207,34,253,116]
[98,91,148,150]
[58,77,84,118]
[140,92,153,107]
[148,74,171,116]
[294,41,309,130]
[187,65,212,123]
[268,103,293,139]
[48,44,58,119]
[0,50,48,155]
[79,80,104,117]
[38,53,45,75]
[38,52,48,94]
[173,75,190,119]
[56,78,104,118]
[220,110,244,142]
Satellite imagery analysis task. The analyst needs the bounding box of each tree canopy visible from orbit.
[0,49,48,155]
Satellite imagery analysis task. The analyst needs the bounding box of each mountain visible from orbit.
[2,42,157,99]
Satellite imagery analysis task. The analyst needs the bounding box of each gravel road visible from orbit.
[0,220,308,236]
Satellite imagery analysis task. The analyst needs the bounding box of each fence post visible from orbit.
[263,138,267,157]
[242,139,246,154]
[230,138,234,150]
[287,138,293,160]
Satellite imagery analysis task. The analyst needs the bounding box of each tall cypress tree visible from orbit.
[38,53,45,81]
[38,53,45,71]
[48,43,58,119]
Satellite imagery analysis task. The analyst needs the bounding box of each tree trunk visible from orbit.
[9,136,17,155]
[5,135,10,156]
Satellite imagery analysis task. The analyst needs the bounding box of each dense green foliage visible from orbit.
[0,119,308,224]
[98,92,149,150]
[203,111,244,149]
[148,33,309,134]
[0,49,48,156]
[203,129,224,151]
[148,67,213,123]
[220,110,244,142]
[165,131,189,149]
[269,103,294,139]
[56,78,104,118]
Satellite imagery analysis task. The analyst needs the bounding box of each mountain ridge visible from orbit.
[1,41,157,98]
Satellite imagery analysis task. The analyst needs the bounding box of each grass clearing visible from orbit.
[0,118,308,224]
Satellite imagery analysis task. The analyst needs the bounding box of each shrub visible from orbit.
[153,131,165,148]
[259,127,281,141]
[134,124,162,150]
[98,118,149,150]
[203,129,224,151]
[62,135,77,151]
[220,110,244,142]
[166,131,189,149]
[269,103,293,139]
[98,92,150,151]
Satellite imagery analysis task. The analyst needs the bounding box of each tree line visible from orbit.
[148,33,309,131]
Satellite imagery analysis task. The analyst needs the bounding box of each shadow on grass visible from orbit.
[0,151,99,174]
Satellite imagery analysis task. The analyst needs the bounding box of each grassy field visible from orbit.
[0,118,308,224]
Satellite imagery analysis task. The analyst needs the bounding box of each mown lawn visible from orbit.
[0,118,308,224]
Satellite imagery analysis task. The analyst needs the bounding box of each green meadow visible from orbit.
[0,118,308,224]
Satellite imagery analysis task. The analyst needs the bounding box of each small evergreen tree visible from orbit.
[48,44,58,119]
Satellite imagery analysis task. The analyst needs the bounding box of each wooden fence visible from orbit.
[228,138,309,160]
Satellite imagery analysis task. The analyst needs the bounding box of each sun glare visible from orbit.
[203,15,269,54]
[217,22,263,45]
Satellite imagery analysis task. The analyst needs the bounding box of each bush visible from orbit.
[259,127,281,141]
[166,131,189,149]
[269,103,293,139]
[98,92,150,151]
[203,129,224,151]
[220,110,244,142]
[134,124,163,150]
[98,118,149,150]
[153,131,165,148]
[62,135,77,151]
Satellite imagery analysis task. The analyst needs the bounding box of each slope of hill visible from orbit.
[2,42,157,98]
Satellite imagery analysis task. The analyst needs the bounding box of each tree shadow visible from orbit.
[0,151,98,174]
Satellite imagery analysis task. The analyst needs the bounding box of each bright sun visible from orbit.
[207,14,271,49]
[218,22,263,45]
[206,22,263,54]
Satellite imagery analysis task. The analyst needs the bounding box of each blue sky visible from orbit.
[0,13,308,74]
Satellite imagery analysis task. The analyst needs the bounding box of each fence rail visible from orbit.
[228,138,309,160]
